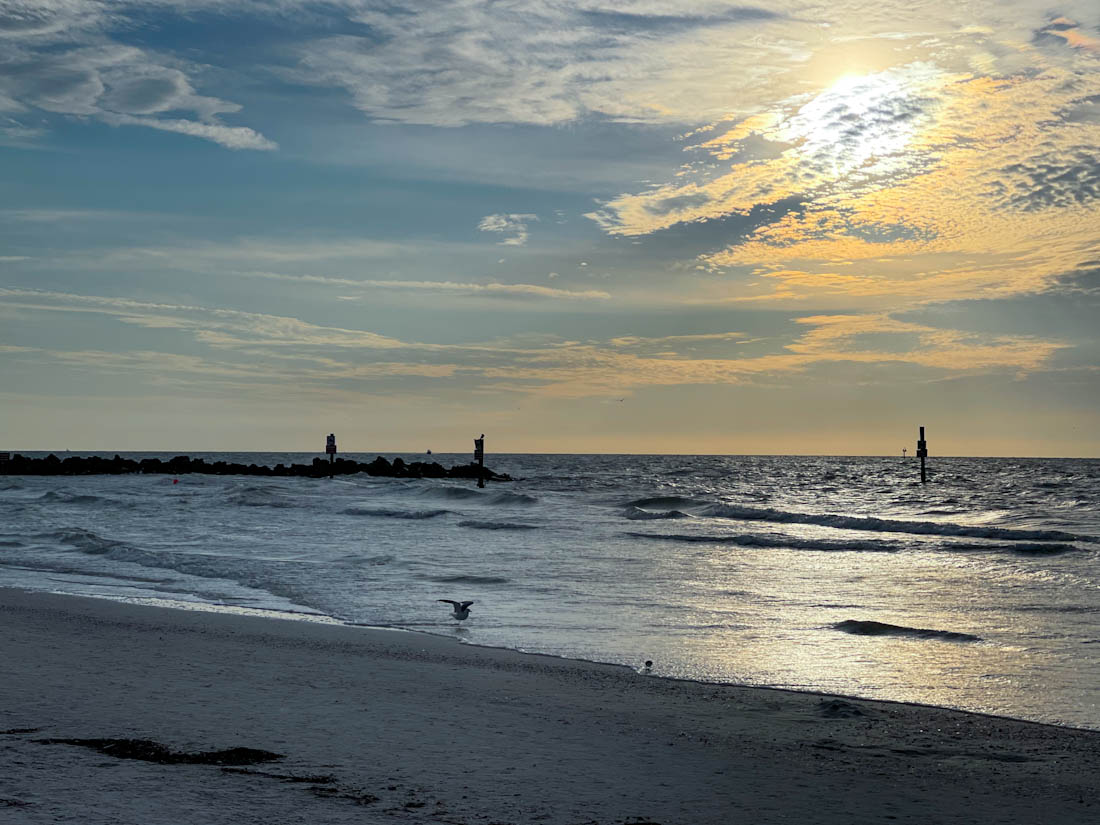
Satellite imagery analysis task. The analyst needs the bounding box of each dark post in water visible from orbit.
[474,434,485,488]
[326,433,337,478]
[916,426,928,483]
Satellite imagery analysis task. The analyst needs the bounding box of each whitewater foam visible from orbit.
[623,506,691,520]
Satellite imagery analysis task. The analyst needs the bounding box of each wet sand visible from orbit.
[1,587,1098,824]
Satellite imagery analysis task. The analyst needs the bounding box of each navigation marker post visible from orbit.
[326,433,337,479]
[916,426,928,483]
[474,434,485,489]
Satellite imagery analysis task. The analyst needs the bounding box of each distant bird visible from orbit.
[438,599,475,621]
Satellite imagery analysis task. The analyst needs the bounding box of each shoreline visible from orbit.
[51,588,1100,736]
[3,586,1099,824]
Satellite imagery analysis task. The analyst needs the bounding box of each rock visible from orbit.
[0,453,512,482]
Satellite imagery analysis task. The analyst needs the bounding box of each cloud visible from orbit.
[239,270,611,300]
[0,287,1065,402]
[478,213,538,246]
[990,150,1100,212]
[0,10,275,150]
[0,1,105,40]
[0,287,408,350]
[103,113,277,151]
[1050,263,1100,295]
[1035,17,1100,52]
[585,35,1100,309]
[0,208,155,222]
[87,237,409,266]
[587,63,951,238]
[293,1,802,127]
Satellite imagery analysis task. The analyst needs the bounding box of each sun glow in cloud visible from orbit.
[779,67,938,180]
[590,52,1100,309]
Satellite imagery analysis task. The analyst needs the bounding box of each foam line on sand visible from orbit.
[2,588,1098,824]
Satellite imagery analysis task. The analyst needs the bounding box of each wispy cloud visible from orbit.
[239,271,611,300]
[0,9,275,149]
[478,213,538,246]
[293,1,800,126]
[0,288,1066,400]
[103,112,276,151]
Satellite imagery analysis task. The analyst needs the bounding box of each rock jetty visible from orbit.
[0,453,511,482]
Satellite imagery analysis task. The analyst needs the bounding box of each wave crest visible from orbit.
[486,491,538,506]
[626,496,702,510]
[37,491,104,504]
[833,619,981,643]
[458,520,540,530]
[945,541,1079,555]
[625,531,900,552]
[432,574,509,585]
[700,503,1094,543]
[419,486,485,501]
[226,486,294,509]
[343,506,450,520]
[623,507,691,520]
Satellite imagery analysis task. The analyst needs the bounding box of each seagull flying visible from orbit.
[438,599,475,621]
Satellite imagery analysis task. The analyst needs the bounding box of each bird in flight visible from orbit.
[438,599,475,621]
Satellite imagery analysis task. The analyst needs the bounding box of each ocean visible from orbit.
[2,452,1098,729]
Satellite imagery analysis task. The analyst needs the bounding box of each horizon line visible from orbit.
[6,449,1098,460]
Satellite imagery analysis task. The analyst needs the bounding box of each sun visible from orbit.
[777,65,939,181]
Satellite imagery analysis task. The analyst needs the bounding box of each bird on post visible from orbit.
[438,599,475,621]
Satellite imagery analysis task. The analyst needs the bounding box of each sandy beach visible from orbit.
[2,588,1098,824]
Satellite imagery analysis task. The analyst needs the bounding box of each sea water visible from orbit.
[2,453,1098,728]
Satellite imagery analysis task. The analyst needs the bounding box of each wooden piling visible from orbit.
[916,426,928,483]
[474,434,485,488]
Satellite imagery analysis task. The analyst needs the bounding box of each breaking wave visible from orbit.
[624,531,900,552]
[36,527,319,609]
[626,496,704,510]
[486,491,538,506]
[38,527,125,554]
[458,520,540,530]
[431,574,510,585]
[833,619,982,643]
[419,486,485,501]
[333,552,395,566]
[699,503,1095,543]
[343,506,450,520]
[623,507,691,520]
[416,487,537,506]
[36,491,104,505]
[225,486,295,509]
[943,541,1079,555]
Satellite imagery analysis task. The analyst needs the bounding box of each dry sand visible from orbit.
[2,587,1098,824]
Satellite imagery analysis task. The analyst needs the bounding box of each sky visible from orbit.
[1,1,1098,456]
